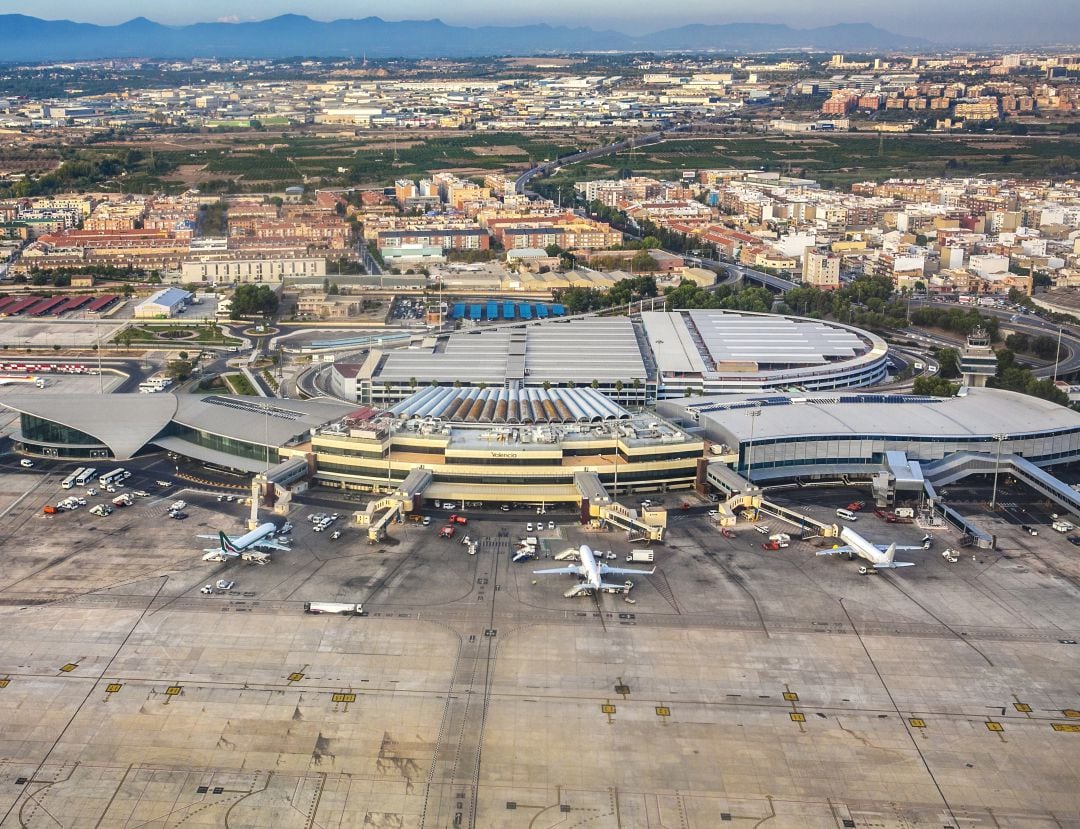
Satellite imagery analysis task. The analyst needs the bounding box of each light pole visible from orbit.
[990,433,1007,510]
[745,408,762,482]
[1053,325,1063,384]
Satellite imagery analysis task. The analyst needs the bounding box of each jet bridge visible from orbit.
[704,459,839,537]
[355,468,433,543]
[573,471,666,542]
[250,455,314,527]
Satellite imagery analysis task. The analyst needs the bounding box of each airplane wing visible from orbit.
[253,539,291,552]
[888,546,928,552]
[816,546,852,556]
[598,564,655,576]
[533,565,582,576]
[880,561,916,568]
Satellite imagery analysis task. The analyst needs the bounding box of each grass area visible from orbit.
[542,134,1080,189]
[222,373,257,395]
[117,324,241,346]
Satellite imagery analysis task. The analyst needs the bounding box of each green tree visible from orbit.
[1005,332,1030,353]
[934,347,961,379]
[230,284,279,319]
[1032,335,1058,360]
[166,359,193,381]
[913,376,960,397]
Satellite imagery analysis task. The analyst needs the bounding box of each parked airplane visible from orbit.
[201,522,290,563]
[534,543,655,597]
[816,527,924,569]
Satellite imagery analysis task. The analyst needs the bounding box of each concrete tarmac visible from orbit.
[0,476,1077,828]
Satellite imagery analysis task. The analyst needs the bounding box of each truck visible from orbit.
[761,539,788,551]
[448,514,468,525]
[303,602,364,615]
[913,361,925,371]
[1052,519,1075,533]
[893,507,915,519]
[112,493,133,507]
[768,533,791,544]
[439,525,456,539]
[625,549,654,563]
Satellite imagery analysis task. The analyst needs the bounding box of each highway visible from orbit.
[514,125,690,195]
[909,298,1080,379]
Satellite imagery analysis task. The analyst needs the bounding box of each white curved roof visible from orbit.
[3,393,178,458]
[1,393,355,460]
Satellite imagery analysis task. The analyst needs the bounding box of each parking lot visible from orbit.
[0,472,1078,828]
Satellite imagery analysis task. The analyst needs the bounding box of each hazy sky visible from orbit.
[8,0,1080,43]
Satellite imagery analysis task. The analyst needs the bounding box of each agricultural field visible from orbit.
[542,133,1080,190]
[153,131,580,188]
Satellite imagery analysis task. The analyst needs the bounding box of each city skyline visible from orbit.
[5,0,1080,45]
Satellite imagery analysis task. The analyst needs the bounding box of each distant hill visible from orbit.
[0,14,931,61]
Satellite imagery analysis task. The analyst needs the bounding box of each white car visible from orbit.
[19,459,33,468]
[86,488,97,497]
[526,522,533,532]
[548,520,555,530]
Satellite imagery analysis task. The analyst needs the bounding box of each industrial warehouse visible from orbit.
[330,309,889,406]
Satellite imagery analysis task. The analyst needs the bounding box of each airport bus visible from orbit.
[61,467,85,490]
[99,468,127,488]
[74,467,97,487]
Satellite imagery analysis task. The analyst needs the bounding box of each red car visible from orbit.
[439,525,456,539]
[448,514,468,525]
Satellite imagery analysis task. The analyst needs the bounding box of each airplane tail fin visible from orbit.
[882,543,897,565]
[219,531,239,553]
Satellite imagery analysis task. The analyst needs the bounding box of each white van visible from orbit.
[835,508,858,522]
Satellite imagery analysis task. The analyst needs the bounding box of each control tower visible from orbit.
[959,327,997,388]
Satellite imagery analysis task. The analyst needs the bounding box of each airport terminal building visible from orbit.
[287,386,704,502]
[4,393,355,471]
[2,388,704,502]
[659,387,1080,483]
[331,310,889,407]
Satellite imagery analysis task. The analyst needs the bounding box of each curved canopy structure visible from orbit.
[1,393,355,463]
[387,385,632,424]
[4,393,179,458]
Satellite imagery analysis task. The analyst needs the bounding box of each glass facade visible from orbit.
[739,429,1080,477]
[21,414,105,448]
[164,423,275,464]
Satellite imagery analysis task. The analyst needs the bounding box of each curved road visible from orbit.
[910,298,1080,379]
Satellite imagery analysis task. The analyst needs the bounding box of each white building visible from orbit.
[134,287,191,319]
[181,257,326,284]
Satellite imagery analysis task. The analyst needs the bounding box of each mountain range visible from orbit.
[0,15,931,61]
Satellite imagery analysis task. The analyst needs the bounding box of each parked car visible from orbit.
[19,458,33,468]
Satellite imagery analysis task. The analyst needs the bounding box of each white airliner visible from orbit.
[817,526,924,569]
[534,543,655,597]
[201,522,290,563]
